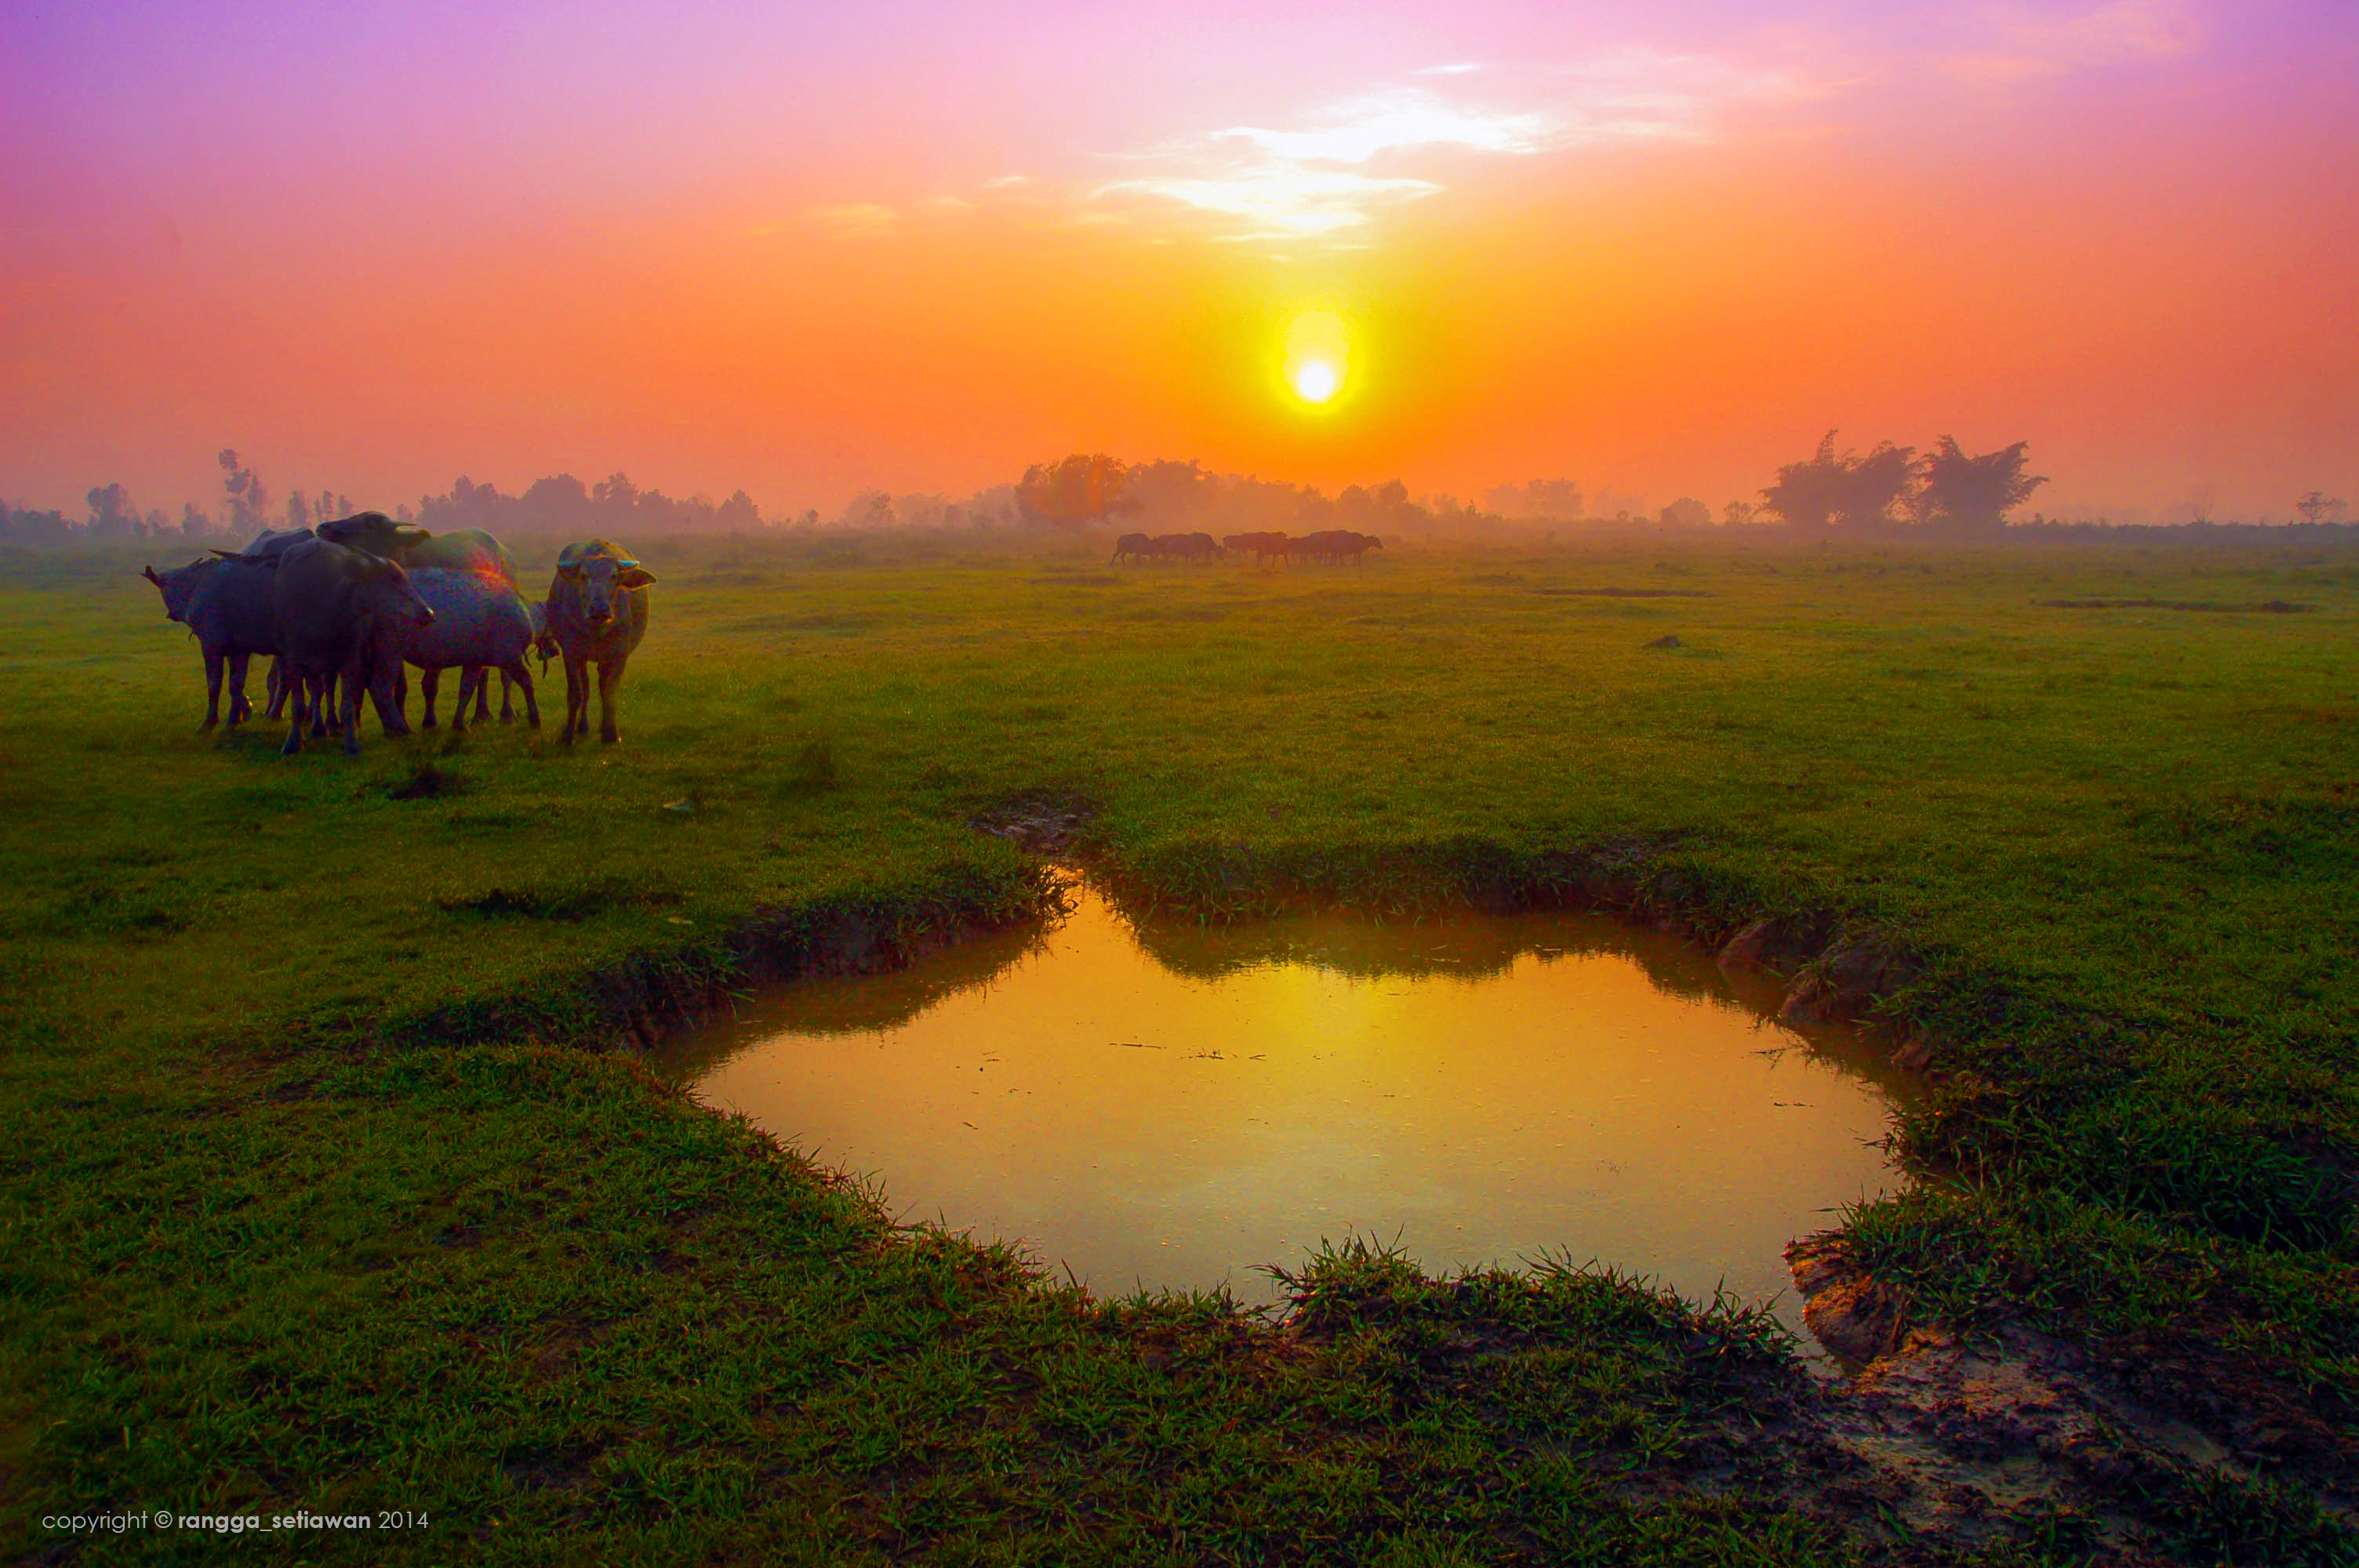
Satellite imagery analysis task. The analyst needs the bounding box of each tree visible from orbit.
[715,489,760,532]
[217,449,269,535]
[1484,478,1583,518]
[1914,437,2045,535]
[2295,490,2346,525]
[1761,431,1916,532]
[85,483,141,539]
[1016,454,1132,528]
[1722,500,1757,526]
[1658,497,1710,528]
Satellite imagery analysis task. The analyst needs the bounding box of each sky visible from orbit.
[4,0,2355,521]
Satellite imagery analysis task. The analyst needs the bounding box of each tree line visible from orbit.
[5,437,2346,547]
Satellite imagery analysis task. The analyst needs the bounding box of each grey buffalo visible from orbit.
[543,539,655,744]
[394,568,541,731]
[399,527,522,584]
[141,555,281,727]
[270,538,435,756]
[1296,529,1383,564]
[394,528,531,724]
[1111,532,1152,563]
[1223,531,1293,564]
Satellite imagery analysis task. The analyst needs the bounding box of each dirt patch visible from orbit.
[968,789,1098,855]
[1769,1240,2354,1557]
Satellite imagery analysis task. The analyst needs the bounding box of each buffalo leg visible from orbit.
[227,652,253,726]
[498,658,540,728]
[265,657,289,720]
[420,667,440,728]
[561,652,591,743]
[340,666,365,755]
[473,670,492,724]
[202,648,224,728]
[308,673,331,738]
[596,656,624,744]
[450,667,477,733]
[281,672,307,756]
[367,660,410,738]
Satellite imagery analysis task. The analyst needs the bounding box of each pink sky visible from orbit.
[5,0,2355,521]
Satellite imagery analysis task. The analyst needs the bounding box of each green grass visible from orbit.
[3,529,2355,1563]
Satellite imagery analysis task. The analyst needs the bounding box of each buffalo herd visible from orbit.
[143,514,655,755]
[1111,529,1383,565]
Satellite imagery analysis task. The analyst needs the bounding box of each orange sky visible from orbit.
[5,1,2355,521]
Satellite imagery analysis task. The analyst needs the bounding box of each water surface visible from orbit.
[659,885,1914,1338]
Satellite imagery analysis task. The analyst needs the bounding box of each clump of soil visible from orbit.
[969,788,1097,855]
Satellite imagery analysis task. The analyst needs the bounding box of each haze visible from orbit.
[5,0,2354,520]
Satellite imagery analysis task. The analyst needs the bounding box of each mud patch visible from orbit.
[967,789,1097,855]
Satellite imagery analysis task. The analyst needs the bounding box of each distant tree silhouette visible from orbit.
[1914,437,2045,535]
[1761,431,1915,532]
[1721,500,1757,526]
[1017,454,1133,527]
[2295,490,2346,524]
[1658,497,1710,528]
[85,483,142,539]
[716,489,760,531]
[217,450,269,534]
[1484,478,1585,518]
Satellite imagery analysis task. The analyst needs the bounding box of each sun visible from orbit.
[1282,310,1350,408]
[1290,358,1339,403]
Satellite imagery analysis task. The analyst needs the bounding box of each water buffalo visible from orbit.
[1296,529,1382,564]
[393,568,540,731]
[1145,532,1219,562]
[544,539,655,744]
[271,538,435,756]
[394,528,527,724]
[224,527,318,714]
[239,526,315,559]
[1223,531,1292,564]
[1112,532,1152,563]
[399,527,518,584]
[141,556,280,727]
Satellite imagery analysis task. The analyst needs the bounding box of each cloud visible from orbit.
[808,202,900,238]
[1095,56,1784,243]
[1943,0,2201,82]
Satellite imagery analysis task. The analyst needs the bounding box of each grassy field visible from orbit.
[3,528,2354,1564]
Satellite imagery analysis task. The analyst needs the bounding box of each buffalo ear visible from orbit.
[142,565,162,584]
[618,566,657,588]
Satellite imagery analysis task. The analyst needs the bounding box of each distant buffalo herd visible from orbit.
[1112,529,1383,564]
[143,513,655,755]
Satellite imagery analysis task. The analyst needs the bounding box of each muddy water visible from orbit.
[657,885,1916,1338]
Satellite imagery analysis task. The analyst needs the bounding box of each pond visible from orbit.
[657,882,1917,1343]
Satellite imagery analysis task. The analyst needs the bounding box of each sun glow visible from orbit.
[1283,311,1350,406]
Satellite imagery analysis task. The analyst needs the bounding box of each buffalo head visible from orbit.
[318,511,431,558]
[558,545,656,628]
